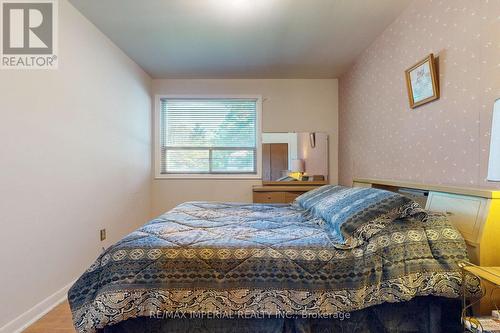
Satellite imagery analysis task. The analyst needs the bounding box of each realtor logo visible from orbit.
[1,0,58,69]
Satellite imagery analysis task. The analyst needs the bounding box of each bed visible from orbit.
[68,186,473,333]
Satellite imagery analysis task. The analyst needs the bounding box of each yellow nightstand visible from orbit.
[460,263,500,332]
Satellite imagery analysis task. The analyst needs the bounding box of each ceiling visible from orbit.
[69,0,412,79]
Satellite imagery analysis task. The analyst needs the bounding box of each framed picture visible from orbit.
[405,54,439,108]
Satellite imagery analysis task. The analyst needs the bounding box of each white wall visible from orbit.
[0,1,152,331]
[152,79,338,216]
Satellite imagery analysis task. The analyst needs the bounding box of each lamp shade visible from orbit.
[487,99,500,181]
[291,159,304,173]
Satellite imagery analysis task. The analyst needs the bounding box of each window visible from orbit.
[155,96,261,178]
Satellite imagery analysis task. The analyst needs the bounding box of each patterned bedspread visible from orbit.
[68,202,468,333]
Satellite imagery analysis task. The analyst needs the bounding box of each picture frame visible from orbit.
[405,54,439,108]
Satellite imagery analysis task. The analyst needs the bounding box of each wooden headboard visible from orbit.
[352,178,500,267]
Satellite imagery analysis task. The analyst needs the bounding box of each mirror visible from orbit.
[262,132,328,182]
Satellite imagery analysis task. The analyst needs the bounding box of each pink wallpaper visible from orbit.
[339,0,500,188]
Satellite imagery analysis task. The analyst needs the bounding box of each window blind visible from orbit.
[160,98,257,174]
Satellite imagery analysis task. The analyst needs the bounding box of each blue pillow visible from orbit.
[295,185,426,248]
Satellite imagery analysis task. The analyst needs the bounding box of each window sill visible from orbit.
[154,174,262,180]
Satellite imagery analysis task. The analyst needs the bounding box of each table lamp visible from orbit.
[290,159,305,180]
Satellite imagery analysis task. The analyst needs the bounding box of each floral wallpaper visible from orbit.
[339,0,500,188]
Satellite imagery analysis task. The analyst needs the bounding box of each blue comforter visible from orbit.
[68,202,469,333]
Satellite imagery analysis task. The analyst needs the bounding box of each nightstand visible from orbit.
[460,263,500,331]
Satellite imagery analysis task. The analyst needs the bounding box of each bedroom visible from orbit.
[0,0,499,332]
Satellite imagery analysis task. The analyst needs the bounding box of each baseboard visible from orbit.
[0,280,76,333]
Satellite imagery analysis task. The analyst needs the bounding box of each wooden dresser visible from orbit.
[253,181,327,204]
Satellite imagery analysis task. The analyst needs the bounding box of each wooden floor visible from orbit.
[23,301,75,333]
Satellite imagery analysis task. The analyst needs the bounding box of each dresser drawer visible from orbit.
[253,192,286,203]
[284,192,302,203]
[425,192,487,244]
[253,185,323,204]
[352,181,372,188]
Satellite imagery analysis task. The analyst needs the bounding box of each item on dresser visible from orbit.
[289,158,305,180]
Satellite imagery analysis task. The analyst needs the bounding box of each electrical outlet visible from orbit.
[100,229,106,241]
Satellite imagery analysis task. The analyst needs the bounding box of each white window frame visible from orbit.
[154,94,262,179]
